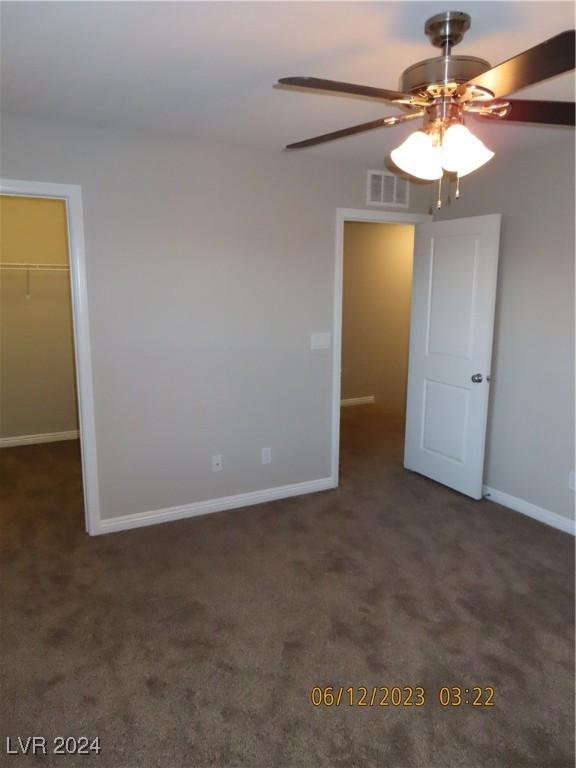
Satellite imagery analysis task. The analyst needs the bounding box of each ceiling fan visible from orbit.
[277,11,575,202]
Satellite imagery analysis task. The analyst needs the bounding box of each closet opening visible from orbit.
[1,191,89,533]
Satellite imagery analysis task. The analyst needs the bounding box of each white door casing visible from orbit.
[404,214,501,499]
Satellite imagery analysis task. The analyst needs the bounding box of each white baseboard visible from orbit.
[97,476,337,535]
[341,396,375,407]
[483,485,575,535]
[0,430,79,448]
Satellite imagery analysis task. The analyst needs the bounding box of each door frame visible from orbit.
[331,208,432,484]
[1,178,100,535]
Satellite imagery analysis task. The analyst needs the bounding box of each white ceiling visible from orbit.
[2,2,574,163]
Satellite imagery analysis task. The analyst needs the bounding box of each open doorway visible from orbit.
[339,220,415,473]
[330,209,431,485]
[0,180,99,534]
[0,194,83,530]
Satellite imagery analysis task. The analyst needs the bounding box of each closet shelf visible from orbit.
[0,262,70,272]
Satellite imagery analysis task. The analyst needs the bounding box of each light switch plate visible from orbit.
[310,332,331,350]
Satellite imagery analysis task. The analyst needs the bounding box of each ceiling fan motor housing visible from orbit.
[400,55,492,96]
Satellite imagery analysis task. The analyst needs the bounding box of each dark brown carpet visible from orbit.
[1,406,574,767]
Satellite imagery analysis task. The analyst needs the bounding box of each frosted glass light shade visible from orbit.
[391,131,443,180]
[441,124,494,176]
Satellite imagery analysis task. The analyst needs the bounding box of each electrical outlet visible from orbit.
[212,454,223,472]
[261,446,272,465]
[569,471,575,492]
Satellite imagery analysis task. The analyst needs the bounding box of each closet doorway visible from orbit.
[0,180,99,534]
[1,196,78,443]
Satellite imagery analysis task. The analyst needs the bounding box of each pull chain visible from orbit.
[455,173,461,200]
[436,175,443,210]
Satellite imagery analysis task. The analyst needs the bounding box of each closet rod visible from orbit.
[0,262,70,271]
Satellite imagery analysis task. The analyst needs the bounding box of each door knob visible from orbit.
[471,373,483,383]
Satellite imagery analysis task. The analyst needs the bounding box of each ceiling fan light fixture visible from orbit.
[390,130,443,180]
[441,123,494,176]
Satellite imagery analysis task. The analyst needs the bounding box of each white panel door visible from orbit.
[404,215,501,499]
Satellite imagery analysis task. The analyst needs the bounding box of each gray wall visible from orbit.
[436,129,575,521]
[0,114,429,520]
[342,222,414,418]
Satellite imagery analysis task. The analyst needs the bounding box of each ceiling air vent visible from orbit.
[367,170,410,208]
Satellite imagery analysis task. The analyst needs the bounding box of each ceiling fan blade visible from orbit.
[478,99,575,126]
[278,77,420,105]
[285,117,393,149]
[463,29,575,99]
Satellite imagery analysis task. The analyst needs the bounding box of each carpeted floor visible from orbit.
[1,405,574,767]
